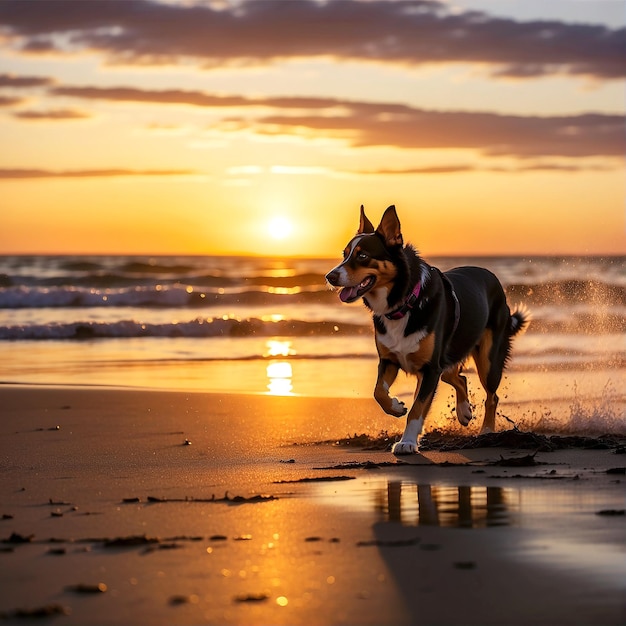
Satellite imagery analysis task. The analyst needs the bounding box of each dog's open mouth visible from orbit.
[339,275,376,303]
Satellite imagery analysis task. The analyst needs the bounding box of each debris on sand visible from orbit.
[48,498,71,506]
[169,594,199,606]
[273,476,355,484]
[134,493,278,505]
[66,583,107,594]
[103,535,159,549]
[142,542,184,554]
[595,509,625,516]
[420,430,626,452]
[311,429,626,453]
[309,431,396,450]
[233,593,269,603]
[2,532,34,544]
[0,604,69,619]
[314,461,405,470]
[487,452,540,467]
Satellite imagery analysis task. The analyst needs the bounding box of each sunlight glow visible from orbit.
[267,216,294,240]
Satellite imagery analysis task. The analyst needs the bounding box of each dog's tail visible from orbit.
[509,304,530,337]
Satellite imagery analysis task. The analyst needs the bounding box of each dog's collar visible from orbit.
[385,281,423,320]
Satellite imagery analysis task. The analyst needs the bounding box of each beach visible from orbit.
[1,386,624,625]
[1,0,624,621]
[1,254,624,624]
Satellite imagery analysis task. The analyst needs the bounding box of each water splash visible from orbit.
[531,380,624,435]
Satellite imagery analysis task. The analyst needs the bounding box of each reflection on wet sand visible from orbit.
[378,482,515,528]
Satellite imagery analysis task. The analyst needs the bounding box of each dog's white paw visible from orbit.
[392,440,418,455]
[457,401,473,427]
[390,397,407,417]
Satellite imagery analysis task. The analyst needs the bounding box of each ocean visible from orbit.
[1,254,624,434]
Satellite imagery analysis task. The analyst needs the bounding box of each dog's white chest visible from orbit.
[377,318,427,373]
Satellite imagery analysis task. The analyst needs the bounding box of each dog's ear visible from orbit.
[358,205,375,234]
[376,205,403,247]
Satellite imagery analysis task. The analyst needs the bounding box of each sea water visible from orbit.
[0,255,623,433]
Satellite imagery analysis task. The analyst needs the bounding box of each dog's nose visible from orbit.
[326,269,340,285]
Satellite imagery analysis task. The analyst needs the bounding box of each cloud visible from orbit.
[50,85,342,110]
[349,162,616,175]
[0,168,197,179]
[0,72,54,87]
[0,0,622,80]
[352,164,476,175]
[46,83,624,158]
[251,106,625,158]
[13,108,91,120]
[0,95,24,107]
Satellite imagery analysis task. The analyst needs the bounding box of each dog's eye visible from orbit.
[357,251,369,261]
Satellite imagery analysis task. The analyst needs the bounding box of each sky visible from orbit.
[0,0,624,257]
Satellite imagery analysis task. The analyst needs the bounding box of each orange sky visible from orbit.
[0,0,624,257]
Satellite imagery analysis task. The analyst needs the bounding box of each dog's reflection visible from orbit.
[377,481,512,528]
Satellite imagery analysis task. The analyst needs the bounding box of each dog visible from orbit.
[326,205,529,455]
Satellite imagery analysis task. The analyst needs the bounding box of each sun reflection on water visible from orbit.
[265,339,295,395]
[266,361,293,395]
[265,339,295,357]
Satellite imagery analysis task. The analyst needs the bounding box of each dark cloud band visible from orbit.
[48,83,624,158]
[0,168,197,179]
[0,0,622,80]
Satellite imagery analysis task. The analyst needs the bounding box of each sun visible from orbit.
[267,216,294,240]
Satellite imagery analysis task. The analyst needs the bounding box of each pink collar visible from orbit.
[385,281,422,320]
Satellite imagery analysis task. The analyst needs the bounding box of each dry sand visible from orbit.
[0,386,624,625]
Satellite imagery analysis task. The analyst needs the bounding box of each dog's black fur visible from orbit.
[326,205,529,454]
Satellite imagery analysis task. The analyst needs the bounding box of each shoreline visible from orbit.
[1,386,624,625]
[2,376,624,437]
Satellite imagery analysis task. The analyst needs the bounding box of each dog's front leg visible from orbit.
[392,367,440,455]
[374,358,407,417]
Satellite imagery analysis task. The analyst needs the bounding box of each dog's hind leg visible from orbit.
[441,364,473,427]
[473,328,509,434]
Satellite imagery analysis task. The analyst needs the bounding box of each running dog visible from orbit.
[326,205,529,454]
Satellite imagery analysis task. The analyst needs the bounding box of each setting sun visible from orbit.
[268,216,294,241]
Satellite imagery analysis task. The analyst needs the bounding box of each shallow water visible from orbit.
[315,470,626,585]
[1,254,624,435]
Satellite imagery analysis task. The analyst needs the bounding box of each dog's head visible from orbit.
[325,205,404,304]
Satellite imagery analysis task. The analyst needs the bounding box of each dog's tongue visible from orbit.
[340,286,359,302]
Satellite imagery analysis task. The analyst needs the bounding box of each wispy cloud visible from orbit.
[0,168,197,179]
[50,85,342,110]
[13,108,91,121]
[0,72,54,87]
[43,83,625,158]
[255,108,625,158]
[0,0,622,80]
[0,95,24,107]
[348,162,616,175]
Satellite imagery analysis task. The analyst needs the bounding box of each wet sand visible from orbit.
[0,386,624,625]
